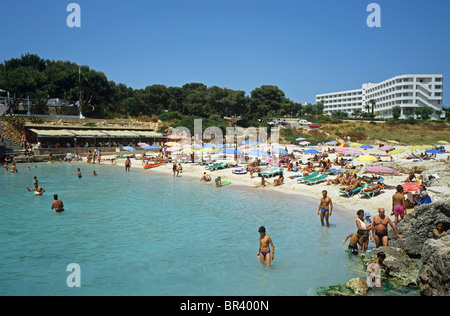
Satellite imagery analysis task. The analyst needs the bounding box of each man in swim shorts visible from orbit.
[392,185,406,225]
[318,190,333,227]
[51,194,65,213]
[257,226,275,266]
[200,172,211,182]
[27,183,45,195]
[372,208,403,248]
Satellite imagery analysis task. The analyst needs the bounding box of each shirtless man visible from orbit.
[200,172,211,182]
[392,185,406,225]
[318,190,333,227]
[27,183,45,195]
[51,194,65,213]
[372,208,403,248]
[257,226,275,266]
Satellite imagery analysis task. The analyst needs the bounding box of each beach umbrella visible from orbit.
[181,148,194,153]
[203,143,215,148]
[272,148,288,155]
[350,142,362,147]
[303,149,321,154]
[379,145,395,151]
[437,141,449,144]
[340,144,349,148]
[388,140,399,144]
[326,141,338,146]
[355,155,377,161]
[223,148,238,155]
[402,182,421,193]
[142,145,158,150]
[365,166,399,175]
[167,146,182,152]
[296,137,306,141]
[258,143,271,148]
[122,146,136,151]
[238,144,251,150]
[346,150,364,156]
[388,149,405,155]
[299,141,310,145]
[408,145,423,150]
[247,149,269,157]
[138,142,149,147]
[360,145,374,149]
[166,142,180,146]
[214,144,227,148]
[198,147,215,152]
[425,149,443,154]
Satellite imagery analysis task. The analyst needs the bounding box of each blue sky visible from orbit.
[1,0,449,105]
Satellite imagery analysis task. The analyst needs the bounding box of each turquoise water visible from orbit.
[1,162,369,295]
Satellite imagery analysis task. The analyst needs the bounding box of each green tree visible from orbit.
[392,105,401,120]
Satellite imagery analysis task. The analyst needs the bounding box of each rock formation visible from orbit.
[417,235,450,296]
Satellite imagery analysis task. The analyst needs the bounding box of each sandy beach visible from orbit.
[99,145,450,218]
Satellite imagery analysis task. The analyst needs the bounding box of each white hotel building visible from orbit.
[316,74,444,119]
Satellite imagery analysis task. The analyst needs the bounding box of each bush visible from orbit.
[158,111,183,122]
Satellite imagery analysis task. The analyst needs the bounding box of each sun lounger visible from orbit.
[206,162,224,170]
[359,187,383,199]
[297,172,319,183]
[304,174,328,185]
[259,168,283,178]
[340,184,366,197]
[216,163,229,170]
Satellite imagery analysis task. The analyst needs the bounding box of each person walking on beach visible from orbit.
[257,226,275,266]
[125,157,131,172]
[51,194,65,213]
[372,208,403,248]
[318,190,333,227]
[392,185,406,225]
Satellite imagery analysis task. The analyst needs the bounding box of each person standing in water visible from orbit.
[125,157,131,172]
[257,226,275,266]
[318,190,333,227]
[51,194,65,213]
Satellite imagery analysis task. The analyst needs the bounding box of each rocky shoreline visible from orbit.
[317,201,450,296]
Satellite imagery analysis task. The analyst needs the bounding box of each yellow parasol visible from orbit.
[388,140,399,144]
[355,155,377,161]
[388,149,405,155]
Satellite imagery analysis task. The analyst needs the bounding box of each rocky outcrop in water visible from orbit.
[362,247,420,286]
[389,200,450,257]
[417,235,450,296]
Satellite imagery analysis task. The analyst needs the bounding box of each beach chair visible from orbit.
[217,163,229,170]
[340,184,366,197]
[206,162,223,171]
[259,168,283,178]
[297,172,319,183]
[359,187,384,199]
[305,174,328,185]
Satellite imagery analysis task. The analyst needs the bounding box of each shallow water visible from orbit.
[0,162,410,295]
